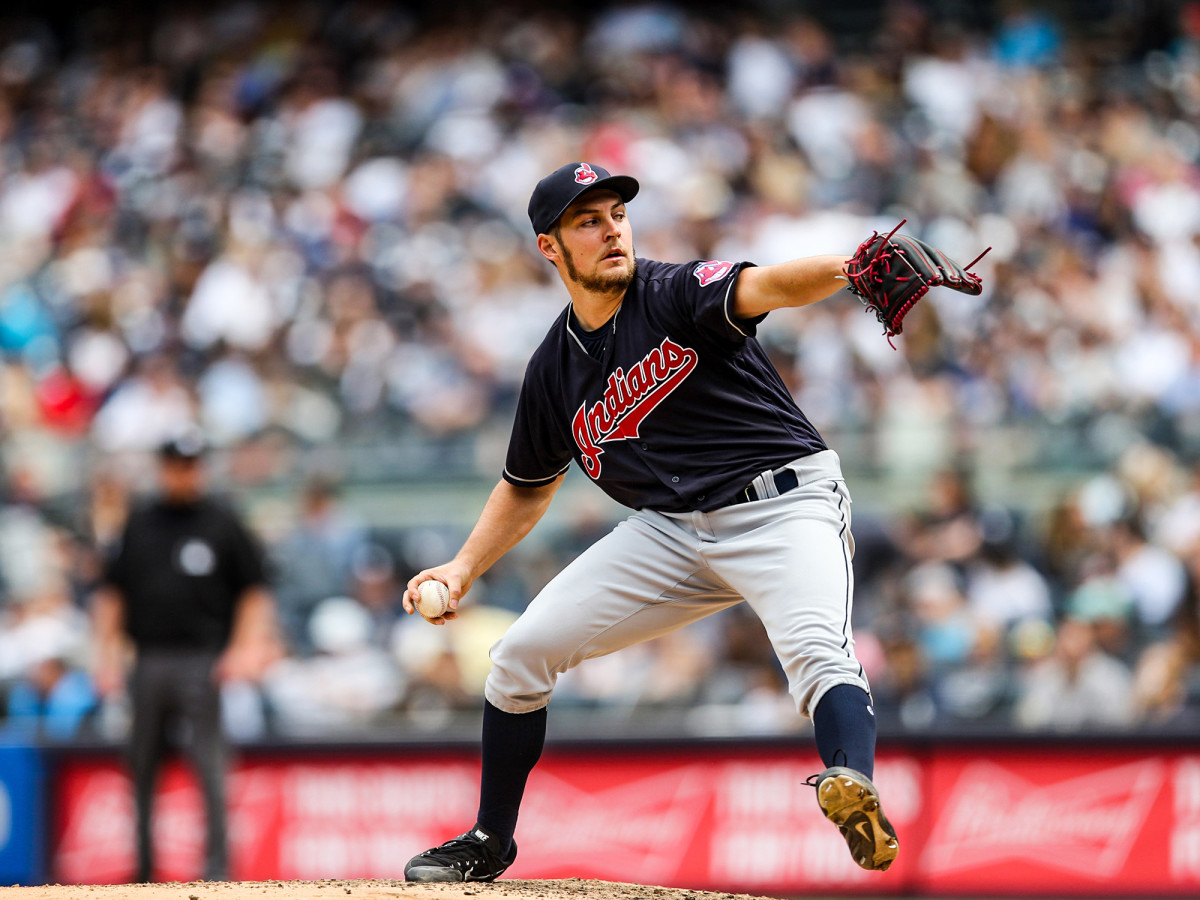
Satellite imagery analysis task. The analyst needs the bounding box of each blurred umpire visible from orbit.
[92,427,279,883]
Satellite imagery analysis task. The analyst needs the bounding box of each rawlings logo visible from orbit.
[572,337,698,478]
[693,260,734,286]
[574,163,599,185]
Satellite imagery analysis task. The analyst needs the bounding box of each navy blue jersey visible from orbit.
[503,257,828,512]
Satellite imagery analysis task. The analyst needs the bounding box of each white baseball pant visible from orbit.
[485,449,869,719]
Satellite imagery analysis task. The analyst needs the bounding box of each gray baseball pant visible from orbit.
[485,449,868,719]
[129,649,228,883]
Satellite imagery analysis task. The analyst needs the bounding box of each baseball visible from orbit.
[415,580,450,619]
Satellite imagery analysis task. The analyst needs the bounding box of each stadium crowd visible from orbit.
[2,0,1200,741]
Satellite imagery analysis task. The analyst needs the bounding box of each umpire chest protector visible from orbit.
[504,257,827,513]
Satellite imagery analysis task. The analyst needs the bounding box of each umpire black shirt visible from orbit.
[103,497,267,652]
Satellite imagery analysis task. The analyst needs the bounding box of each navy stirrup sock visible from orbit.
[812,683,877,779]
[476,700,547,853]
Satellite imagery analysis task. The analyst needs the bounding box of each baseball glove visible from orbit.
[842,220,989,346]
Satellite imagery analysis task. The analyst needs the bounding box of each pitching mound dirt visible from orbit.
[1,879,780,900]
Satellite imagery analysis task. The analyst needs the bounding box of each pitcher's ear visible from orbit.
[537,233,560,263]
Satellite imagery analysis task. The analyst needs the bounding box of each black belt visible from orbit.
[732,465,800,504]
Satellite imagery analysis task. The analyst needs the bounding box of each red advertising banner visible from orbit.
[918,750,1200,896]
[49,745,1200,896]
[51,750,917,893]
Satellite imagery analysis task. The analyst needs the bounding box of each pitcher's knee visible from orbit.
[791,666,871,720]
[484,632,560,714]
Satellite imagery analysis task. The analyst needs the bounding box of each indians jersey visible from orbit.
[503,258,827,512]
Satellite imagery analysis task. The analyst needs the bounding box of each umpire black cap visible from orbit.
[527,162,639,236]
[159,425,208,461]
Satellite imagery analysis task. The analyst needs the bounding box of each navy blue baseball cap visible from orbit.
[527,162,640,236]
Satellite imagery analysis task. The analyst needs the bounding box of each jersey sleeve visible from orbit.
[502,365,573,488]
[668,259,764,345]
[100,521,131,592]
[224,510,269,593]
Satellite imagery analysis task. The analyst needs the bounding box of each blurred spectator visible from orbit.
[869,622,938,732]
[901,561,1010,723]
[390,596,518,725]
[894,469,984,567]
[196,351,270,445]
[690,608,798,734]
[1013,617,1137,732]
[272,474,368,654]
[905,562,982,676]
[993,6,1062,68]
[965,508,1053,630]
[1067,573,1138,662]
[1154,462,1200,557]
[264,595,403,733]
[351,541,407,643]
[1,615,96,740]
[1040,491,1100,600]
[1107,514,1187,639]
[90,356,195,454]
[1132,546,1200,727]
[84,466,131,552]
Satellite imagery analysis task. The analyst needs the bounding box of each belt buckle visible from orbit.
[742,484,755,504]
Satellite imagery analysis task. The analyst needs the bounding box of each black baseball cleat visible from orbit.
[404,824,517,882]
[812,766,899,871]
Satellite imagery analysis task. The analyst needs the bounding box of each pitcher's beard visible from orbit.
[563,246,637,294]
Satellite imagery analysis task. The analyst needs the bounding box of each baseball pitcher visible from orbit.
[402,162,985,882]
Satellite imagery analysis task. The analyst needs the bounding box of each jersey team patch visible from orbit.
[572,337,699,478]
[693,260,734,286]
